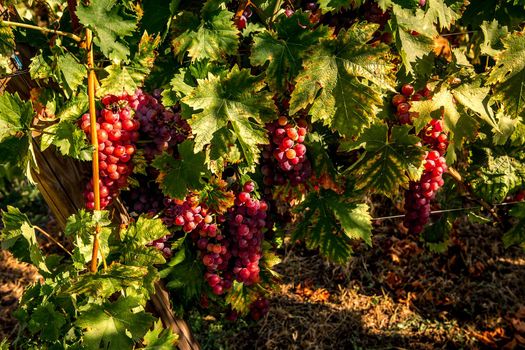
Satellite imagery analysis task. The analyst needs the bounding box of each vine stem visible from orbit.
[0,20,82,42]
[86,28,101,273]
[34,226,72,256]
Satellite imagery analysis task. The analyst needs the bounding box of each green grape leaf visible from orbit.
[480,20,509,57]
[152,140,210,199]
[141,0,179,36]
[122,216,170,247]
[411,88,461,134]
[56,92,89,121]
[28,303,66,342]
[470,155,525,204]
[183,66,276,167]
[422,215,453,253]
[77,0,138,61]
[64,264,150,298]
[56,53,87,96]
[97,65,138,97]
[161,255,203,301]
[172,1,239,62]
[129,32,161,85]
[250,11,329,91]
[452,82,498,130]
[143,320,179,349]
[503,202,525,249]
[65,210,112,269]
[29,52,54,80]
[76,296,155,350]
[40,121,92,160]
[293,190,372,264]
[225,281,258,315]
[341,124,425,195]
[0,23,15,55]
[290,23,394,137]
[318,0,363,12]
[425,0,459,29]
[0,206,49,273]
[388,6,436,75]
[0,92,34,142]
[487,30,525,118]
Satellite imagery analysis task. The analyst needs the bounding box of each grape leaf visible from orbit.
[503,202,525,249]
[0,92,34,142]
[452,81,498,130]
[318,0,364,12]
[470,155,525,204]
[289,23,394,138]
[250,11,329,91]
[77,0,138,61]
[0,206,49,273]
[487,30,525,118]
[171,1,239,62]
[388,5,436,75]
[56,53,86,97]
[97,65,138,97]
[29,52,54,80]
[0,23,14,55]
[225,281,258,314]
[152,140,210,199]
[56,92,89,121]
[122,216,170,247]
[65,210,112,269]
[341,124,425,195]
[141,0,179,37]
[40,121,92,160]
[129,32,161,82]
[64,264,150,299]
[183,66,276,167]
[293,190,372,264]
[480,20,509,57]
[199,178,235,214]
[425,0,459,29]
[28,303,66,342]
[411,88,461,133]
[76,296,155,350]
[143,320,179,349]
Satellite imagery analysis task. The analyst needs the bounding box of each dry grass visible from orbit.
[213,220,525,349]
[0,250,39,340]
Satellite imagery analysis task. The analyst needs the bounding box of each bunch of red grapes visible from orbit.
[392,84,449,234]
[134,90,190,161]
[236,6,252,30]
[262,116,312,186]
[147,235,173,259]
[227,182,268,286]
[81,94,140,210]
[249,297,270,320]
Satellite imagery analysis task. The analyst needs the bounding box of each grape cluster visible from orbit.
[227,182,268,286]
[147,235,173,259]
[122,177,163,215]
[81,94,140,210]
[161,195,233,295]
[236,6,252,30]
[249,297,270,321]
[134,90,190,161]
[262,116,312,186]
[393,85,450,234]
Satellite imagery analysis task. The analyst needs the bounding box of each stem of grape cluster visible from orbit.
[86,28,102,273]
[0,20,82,42]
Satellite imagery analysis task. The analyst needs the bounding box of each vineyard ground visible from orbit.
[1,219,524,349]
